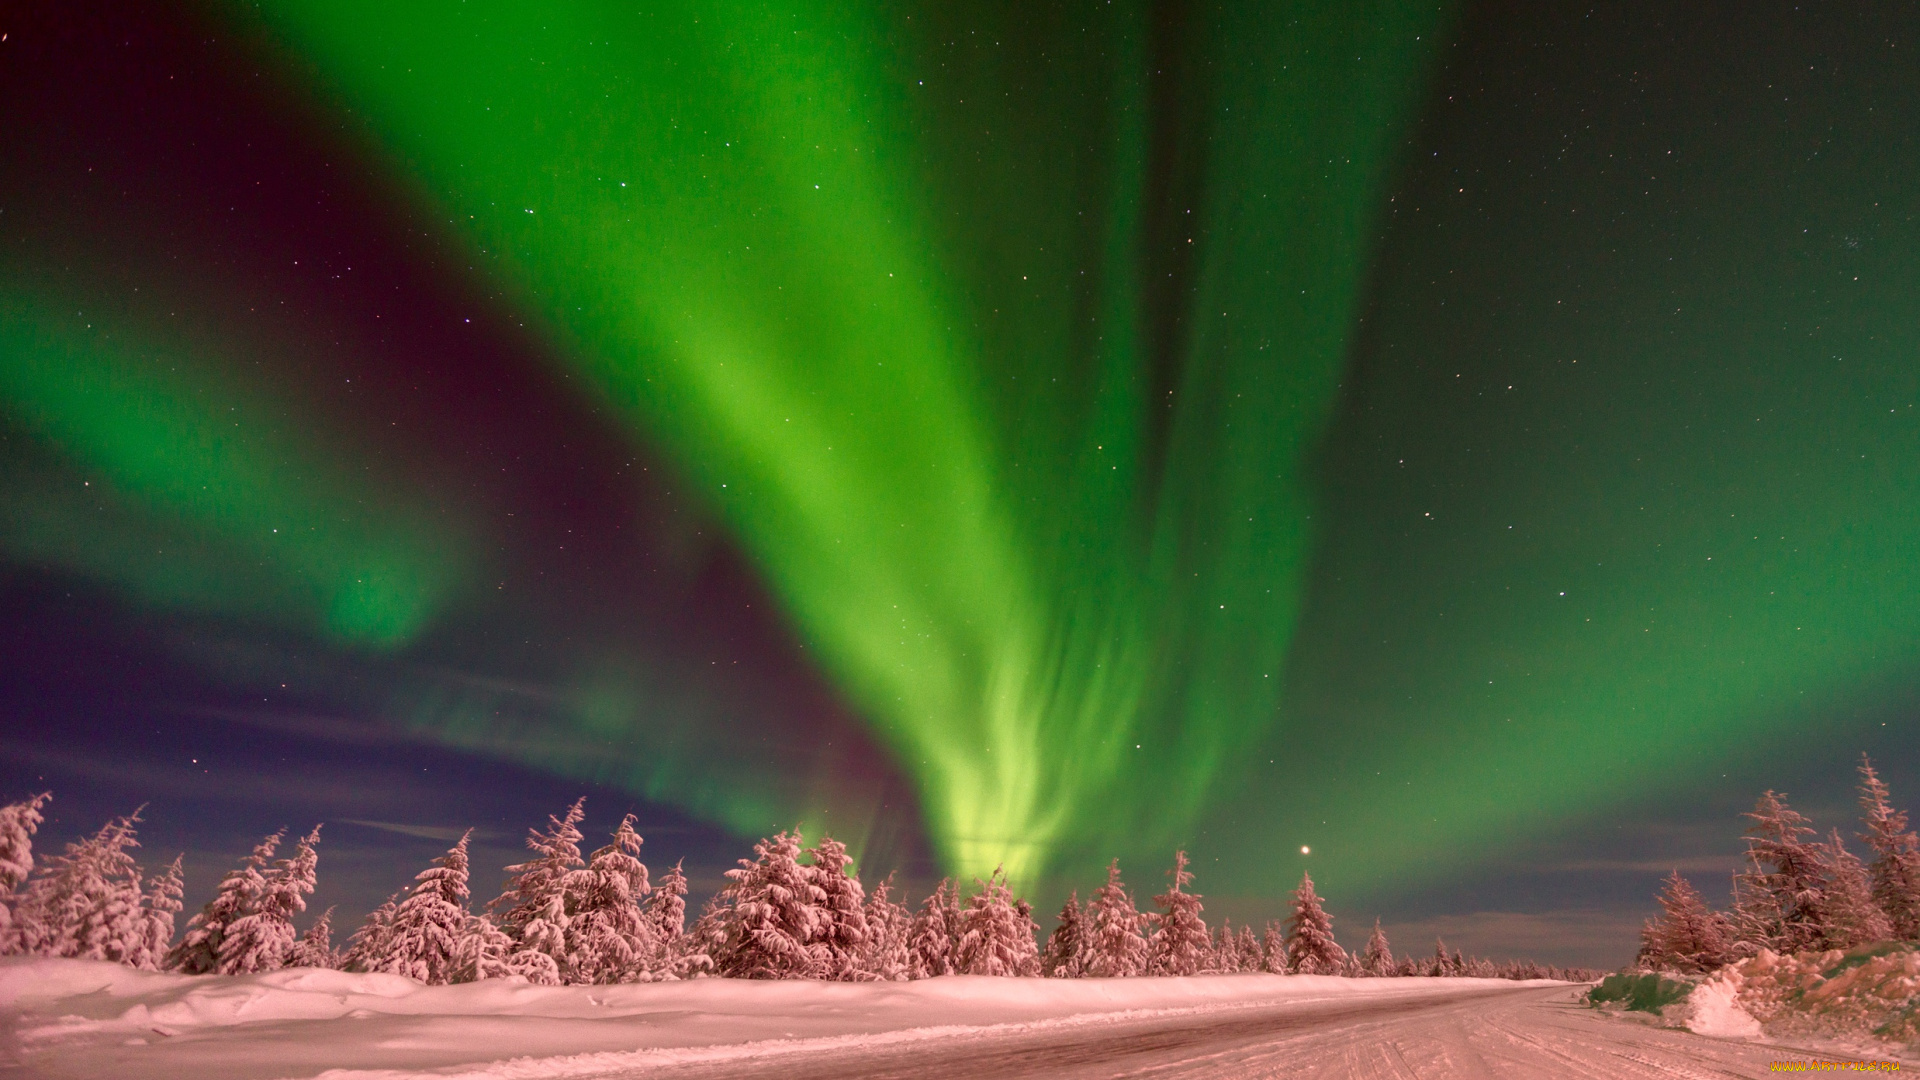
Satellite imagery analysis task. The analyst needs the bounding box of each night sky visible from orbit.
[3,0,1916,969]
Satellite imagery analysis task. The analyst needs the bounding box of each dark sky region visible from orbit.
[1,0,1916,969]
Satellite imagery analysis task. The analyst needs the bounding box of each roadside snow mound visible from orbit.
[1678,968,1762,1038]
[1725,943,1920,1045]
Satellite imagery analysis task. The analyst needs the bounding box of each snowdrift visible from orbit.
[1597,943,1920,1049]
[0,957,1559,1079]
[1717,942,1920,1044]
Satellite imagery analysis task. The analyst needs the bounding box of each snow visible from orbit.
[0,956,1560,1080]
[1679,968,1763,1038]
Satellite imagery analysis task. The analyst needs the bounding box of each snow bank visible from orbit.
[1726,943,1920,1044]
[1680,968,1762,1039]
[0,957,1558,1080]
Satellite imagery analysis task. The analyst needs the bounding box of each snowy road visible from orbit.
[6,961,1902,1079]
[611,984,1856,1079]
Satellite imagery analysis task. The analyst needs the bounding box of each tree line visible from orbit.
[1638,754,1920,973]
[0,794,1598,984]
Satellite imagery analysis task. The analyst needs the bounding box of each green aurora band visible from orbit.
[0,282,468,649]
[235,0,1448,882]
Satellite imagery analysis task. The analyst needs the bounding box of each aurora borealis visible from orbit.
[4,0,1919,965]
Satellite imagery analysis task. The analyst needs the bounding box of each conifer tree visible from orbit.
[1857,755,1920,939]
[1361,918,1393,976]
[491,798,587,977]
[1636,871,1731,972]
[646,860,691,977]
[1146,851,1210,977]
[1083,859,1148,977]
[679,893,729,980]
[1261,920,1287,973]
[380,830,475,985]
[806,836,868,980]
[1820,828,1893,949]
[454,912,516,982]
[859,874,912,981]
[129,855,184,971]
[15,810,149,963]
[569,815,655,984]
[286,907,337,969]
[70,813,149,964]
[1210,918,1239,972]
[221,825,321,975]
[1736,790,1829,954]
[714,830,825,979]
[1283,872,1345,974]
[0,792,47,894]
[1235,924,1260,972]
[0,791,49,946]
[1430,938,1452,976]
[168,830,282,973]
[953,868,1037,976]
[1041,891,1086,978]
[340,892,400,974]
[1014,897,1042,974]
[908,878,961,978]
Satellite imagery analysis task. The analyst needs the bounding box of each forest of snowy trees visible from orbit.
[1637,754,1920,974]
[0,792,1595,985]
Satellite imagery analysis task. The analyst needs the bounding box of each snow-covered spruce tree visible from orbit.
[380,830,475,985]
[167,829,282,973]
[807,835,868,980]
[1083,859,1148,977]
[908,877,962,978]
[569,815,656,984]
[645,860,691,978]
[1146,851,1209,977]
[953,867,1038,977]
[1821,828,1893,949]
[1635,871,1731,973]
[1015,898,1042,970]
[680,893,729,979]
[714,830,826,979]
[1283,872,1346,975]
[1858,754,1920,940]
[221,824,321,975]
[1235,924,1260,972]
[859,874,912,981]
[490,797,587,981]
[1209,918,1239,973]
[1261,921,1287,974]
[130,854,185,971]
[0,792,48,895]
[13,810,149,963]
[74,813,150,964]
[1361,919,1393,976]
[508,895,569,984]
[285,906,336,969]
[0,791,50,948]
[453,912,515,982]
[1736,790,1829,955]
[339,892,399,974]
[1040,891,1086,978]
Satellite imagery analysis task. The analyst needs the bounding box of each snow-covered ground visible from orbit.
[0,959,1563,1079]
